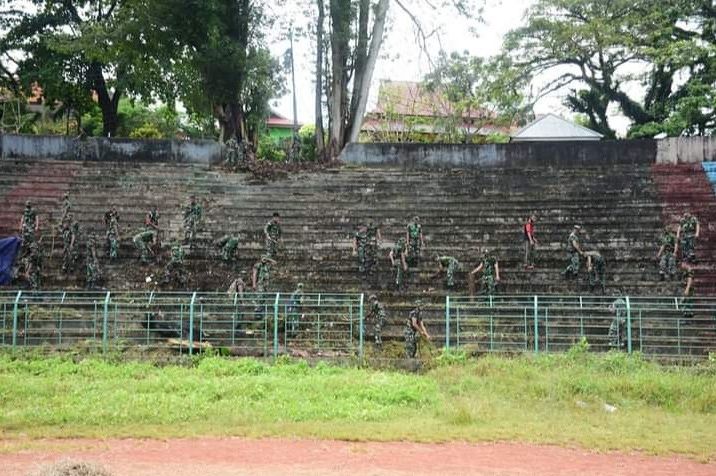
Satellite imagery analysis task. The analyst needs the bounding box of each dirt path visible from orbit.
[2,438,713,476]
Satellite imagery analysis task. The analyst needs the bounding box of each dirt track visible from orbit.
[2,438,714,476]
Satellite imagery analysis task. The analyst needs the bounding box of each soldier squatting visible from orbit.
[11,194,705,358]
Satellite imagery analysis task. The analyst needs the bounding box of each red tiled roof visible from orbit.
[267,111,301,129]
[369,80,492,120]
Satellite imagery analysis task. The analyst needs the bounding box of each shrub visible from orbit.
[256,135,287,162]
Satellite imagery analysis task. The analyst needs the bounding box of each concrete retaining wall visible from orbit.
[342,137,716,168]
[0,133,222,165]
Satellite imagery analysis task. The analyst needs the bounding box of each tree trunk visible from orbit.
[344,0,370,145]
[90,63,121,137]
[347,0,389,144]
[315,0,326,159]
[328,0,351,158]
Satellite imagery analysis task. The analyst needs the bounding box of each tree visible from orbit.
[155,0,285,144]
[2,0,171,137]
[501,0,716,137]
[423,51,532,142]
[315,0,484,158]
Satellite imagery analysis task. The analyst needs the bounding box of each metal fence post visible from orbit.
[445,296,450,349]
[533,295,539,353]
[625,296,632,354]
[102,291,111,352]
[358,293,364,358]
[273,293,279,358]
[188,292,197,355]
[11,291,22,349]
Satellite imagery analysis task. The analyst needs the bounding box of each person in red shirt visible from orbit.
[523,214,538,269]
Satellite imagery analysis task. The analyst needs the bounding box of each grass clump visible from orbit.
[0,350,714,459]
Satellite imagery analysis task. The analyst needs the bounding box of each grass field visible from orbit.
[1,345,715,460]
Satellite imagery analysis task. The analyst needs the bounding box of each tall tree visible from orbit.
[157,0,285,143]
[320,0,483,158]
[502,0,716,137]
[1,0,170,137]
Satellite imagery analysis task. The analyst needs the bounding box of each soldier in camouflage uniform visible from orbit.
[59,213,80,273]
[133,230,156,264]
[23,241,41,290]
[19,200,39,255]
[252,255,276,320]
[163,242,187,287]
[85,234,102,290]
[406,216,425,267]
[471,249,501,295]
[367,294,387,349]
[214,235,240,262]
[224,137,240,168]
[287,283,304,337]
[680,261,695,318]
[676,212,700,263]
[562,225,585,278]
[389,237,408,289]
[60,192,71,222]
[585,251,606,294]
[104,206,121,260]
[252,255,276,293]
[607,296,627,350]
[353,223,368,273]
[404,300,430,358]
[183,195,203,246]
[145,206,160,246]
[436,255,459,289]
[657,226,677,280]
[365,220,381,274]
[264,212,282,258]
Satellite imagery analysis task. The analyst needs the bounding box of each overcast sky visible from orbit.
[271,0,632,135]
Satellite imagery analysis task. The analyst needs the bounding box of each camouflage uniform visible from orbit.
[60,216,80,273]
[354,228,368,273]
[104,209,120,259]
[224,137,239,167]
[23,242,41,290]
[607,297,627,349]
[145,208,159,239]
[183,199,203,245]
[215,235,240,261]
[438,255,459,288]
[60,193,71,222]
[392,239,407,289]
[407,221,422,267]
[133,230,155,264]
[254,257,272,293]
[365,222,379,274]
[404,306,422,358]
[264,220,281,258]
[480,254,498,295]
[20,204,37,252]
[85,235,102,289]
[563,231,581,277]
[588,253,606,294]
[367,297,386,347]
[679,215,698,262]
[658,230,677,279]
[163,243,187,286]
[287,284,304,336]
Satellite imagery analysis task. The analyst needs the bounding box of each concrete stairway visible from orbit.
[1,158,714,347]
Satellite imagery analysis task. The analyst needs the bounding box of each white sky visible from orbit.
[271,0,632,135]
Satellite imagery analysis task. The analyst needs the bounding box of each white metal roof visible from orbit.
[511,114,603,141]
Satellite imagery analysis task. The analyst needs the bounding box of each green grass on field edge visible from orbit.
[0,341,715,461]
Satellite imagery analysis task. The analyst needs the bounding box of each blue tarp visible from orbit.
[0,236,21,285]
[703,162,716,195]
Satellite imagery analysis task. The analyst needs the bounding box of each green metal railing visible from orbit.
[445,295,716,359]
[0,290,364,358]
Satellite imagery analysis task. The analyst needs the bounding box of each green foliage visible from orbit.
[501,0,716,137]
[298,124,318,161]
[129,123,163,139]
[256,136,287,162]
